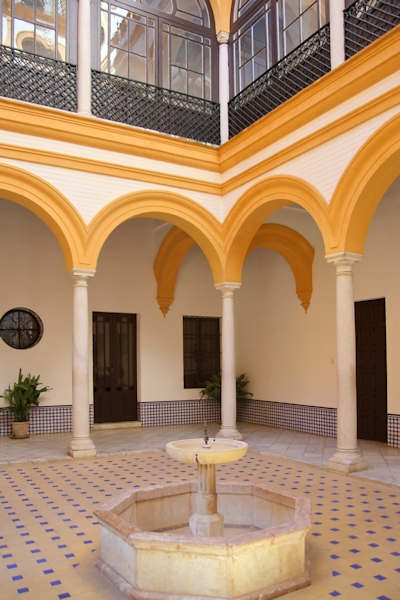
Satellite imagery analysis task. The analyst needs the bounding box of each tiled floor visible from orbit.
[1,423,400,599]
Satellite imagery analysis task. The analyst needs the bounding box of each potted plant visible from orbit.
[200,373,253,403]
[0,369,50,439]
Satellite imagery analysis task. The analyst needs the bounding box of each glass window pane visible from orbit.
[142,0,173,14]
[240,29,252,66]
[171,65,187,93]
[110,47,128,77]
[284,0,300,26]
[129,53,146,82]
[162,30,170,88]
[188,70,202,97]
[100,10,109,68]
[171,34,186,67]
[14,18,34,51]
[14,0,34,23]
[301,5,318,40]
[3,4,12,46]
[129,21,146,55]
[253,17,266,55]
[36,24,56,58]
[187,40,202,73]
[147,26,155,84]
[110,14,128,50]
[285,19,300,53]
[240,60,253,89]
[36,0,56,27]
[301,0,315,10]
[204,44,211,100]
[319,0,328,25]
[253,50,267,80]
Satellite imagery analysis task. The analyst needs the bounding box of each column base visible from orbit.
[328,450,367,474]
[189,512,224,537]
[67,437,96,458]
[216,425,243,440]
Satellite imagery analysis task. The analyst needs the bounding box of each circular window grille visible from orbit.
[0,308,43,350]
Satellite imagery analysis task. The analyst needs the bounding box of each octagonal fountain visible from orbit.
[95,432,311,599]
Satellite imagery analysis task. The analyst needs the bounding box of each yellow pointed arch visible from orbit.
[329,114,400,254]
[246,224,315,312]
[86,190,224,282]
[209,0,233,32]
[222,175,332,282]
[0,162,87,271]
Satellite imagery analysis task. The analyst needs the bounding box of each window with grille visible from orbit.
[98,0,217,101]
[183,316,220,388]
[232,0,328,94]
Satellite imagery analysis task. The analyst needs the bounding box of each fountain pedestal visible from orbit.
[190,463,224,536]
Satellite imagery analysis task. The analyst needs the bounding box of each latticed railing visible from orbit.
[91,70,220,145]
[345,0,400,59]
[228,25,330,139]
[0,45,77,112]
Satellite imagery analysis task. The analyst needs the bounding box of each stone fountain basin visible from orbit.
[166,438,248,465]
[95,480,311,599]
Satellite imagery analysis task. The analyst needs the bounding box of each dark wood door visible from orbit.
[355,298,387,442]
[93,312,137,423]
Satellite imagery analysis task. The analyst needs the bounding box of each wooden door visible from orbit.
[93,312,137,423]
[355,298,387,442]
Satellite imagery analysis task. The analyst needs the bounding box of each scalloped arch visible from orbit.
[222,175,332,282]
[86,190,224,282]
[329,114,400,254]
[0,163,87,271]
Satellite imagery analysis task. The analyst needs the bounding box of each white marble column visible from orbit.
[217,31,230,145]
[77,0,91,116]
[330,0,345,69]
[215,282,242,440]
[68,269,96,458]
[327,252,367,474]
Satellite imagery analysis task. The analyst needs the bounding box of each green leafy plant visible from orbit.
[0,369,50,422]
[200,373,252,402]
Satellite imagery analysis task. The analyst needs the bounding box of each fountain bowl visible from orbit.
[166,438,248,465]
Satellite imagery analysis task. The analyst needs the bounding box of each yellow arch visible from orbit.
[209,0,233,33]
[222,175,332,282]
[246,224,315,312]
[329,114,400,254]
[0,163,87,271]
[86,190,225,282]
[154,227,196,316]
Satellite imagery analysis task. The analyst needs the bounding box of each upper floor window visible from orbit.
[1,0,69,60]
[232,0,328,95]
[99,0,216,101]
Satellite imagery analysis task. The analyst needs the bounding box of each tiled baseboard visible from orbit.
[0,401,399,448]
[0,405,94,436]
[139,400,221,427]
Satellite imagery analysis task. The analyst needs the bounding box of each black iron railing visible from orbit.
[0,45,77,112]
[228,25,330,138]
[345,0,400,59]
[91,70,220,145]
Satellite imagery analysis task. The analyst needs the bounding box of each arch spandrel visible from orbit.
[0,163,87,271]
[222,175,332,282]
[329,114,400,255]
[86,190,225,282]
[209,0,233,33]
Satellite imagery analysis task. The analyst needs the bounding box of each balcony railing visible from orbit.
[345,0,400,59]
[228,25,330,139]
[91,70,220,145]
[0,45,77,112]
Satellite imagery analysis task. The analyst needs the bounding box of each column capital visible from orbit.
[214,282,241,297]
[326,252,363,267]
[217,31,230,44]
[68,268,96,281]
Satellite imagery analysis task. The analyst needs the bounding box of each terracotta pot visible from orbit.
[11,421,29,439]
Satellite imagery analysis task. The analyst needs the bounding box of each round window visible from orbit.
[0,308,43,350]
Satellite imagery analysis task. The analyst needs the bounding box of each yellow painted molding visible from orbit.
[86,190,225,281]
[246,224,315,312]
[0,162,87,271]
[222,175,333,282]
[220,25,400,170]
[329,113,400,254]
[154,227,196,315]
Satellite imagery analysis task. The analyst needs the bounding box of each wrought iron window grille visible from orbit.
[0,45,77,112]
[91,69,220,145]
[228,24,330,138]
[344,0,400,59]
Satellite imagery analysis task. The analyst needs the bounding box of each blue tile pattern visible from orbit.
[0,405,94,436]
